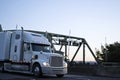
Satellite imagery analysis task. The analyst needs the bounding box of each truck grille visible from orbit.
[50,56,63,67]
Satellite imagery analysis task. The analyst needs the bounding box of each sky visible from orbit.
[0,0,120,61]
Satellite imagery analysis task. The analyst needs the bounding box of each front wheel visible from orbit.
[32,64,42,77]
[56,74,64,77]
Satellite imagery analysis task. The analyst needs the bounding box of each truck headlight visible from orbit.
[43,62,50,67]
[64,62,67,67]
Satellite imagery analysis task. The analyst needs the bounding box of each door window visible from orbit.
[24,43,30,51]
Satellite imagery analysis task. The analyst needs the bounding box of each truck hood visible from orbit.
[43,52,63,57]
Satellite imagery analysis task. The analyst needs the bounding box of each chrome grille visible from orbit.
[50,56,63,67]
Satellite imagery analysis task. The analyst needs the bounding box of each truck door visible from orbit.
[24,43,32,62]
[10,32,22,62]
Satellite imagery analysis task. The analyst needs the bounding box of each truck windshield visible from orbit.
[32,43,51,52]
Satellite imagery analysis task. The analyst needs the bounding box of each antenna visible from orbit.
[68,29,71,60]
[16,24,18,30]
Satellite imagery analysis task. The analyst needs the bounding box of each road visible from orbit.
[0,71,120,80]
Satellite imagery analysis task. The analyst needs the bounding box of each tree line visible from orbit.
[96,42,120,62]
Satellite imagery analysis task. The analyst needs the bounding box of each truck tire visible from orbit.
[56,74,64,77]
[32,64,42,77]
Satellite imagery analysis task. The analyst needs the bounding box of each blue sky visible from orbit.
[0,0,120,61]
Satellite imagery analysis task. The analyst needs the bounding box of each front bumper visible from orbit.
[42,67,67,75]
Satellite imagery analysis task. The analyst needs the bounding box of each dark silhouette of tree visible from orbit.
[96,42,120,62]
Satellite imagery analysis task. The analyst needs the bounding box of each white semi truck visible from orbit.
[0,28,67,77]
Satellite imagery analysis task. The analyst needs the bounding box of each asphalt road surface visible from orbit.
[0,71,120,80]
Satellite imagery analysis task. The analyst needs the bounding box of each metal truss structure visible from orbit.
[27,30,100,64]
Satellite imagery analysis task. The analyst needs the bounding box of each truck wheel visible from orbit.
[32,64,42,77]
[56,74,64,77]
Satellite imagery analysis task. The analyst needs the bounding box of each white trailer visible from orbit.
[0,29,67,77]
[0,31,11,61]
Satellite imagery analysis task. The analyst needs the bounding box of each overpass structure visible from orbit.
[27,30,100,64]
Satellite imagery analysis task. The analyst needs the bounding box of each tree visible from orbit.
[96,42,120,62]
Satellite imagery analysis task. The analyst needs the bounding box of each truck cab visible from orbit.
[0,30,67,77]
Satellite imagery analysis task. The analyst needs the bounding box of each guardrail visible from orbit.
[97,62,120,77]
